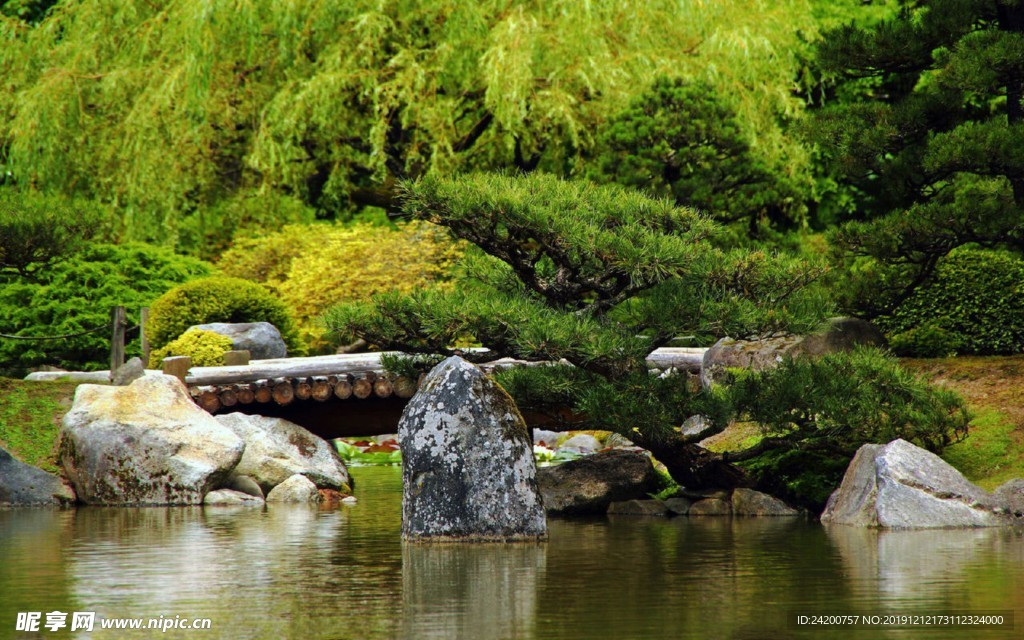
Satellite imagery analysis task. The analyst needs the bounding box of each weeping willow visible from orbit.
[1,0,822,248]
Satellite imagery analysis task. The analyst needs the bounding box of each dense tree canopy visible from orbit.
[329,173,834,486]
[808,0,1024,316]
[1,0,820,250]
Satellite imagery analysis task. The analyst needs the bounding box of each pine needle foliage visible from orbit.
[328,173,834,486]
[807,0,1024,317]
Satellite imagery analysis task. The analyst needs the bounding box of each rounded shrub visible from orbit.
[146,276,302,353]
[0,242,213,376]
[877,249,1024,356]
[148,329,234,368]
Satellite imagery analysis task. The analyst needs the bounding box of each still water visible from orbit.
[2,466,1024,639]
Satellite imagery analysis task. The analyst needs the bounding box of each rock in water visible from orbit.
[821,439,1013,529]
[537,450,658,515]
[265,474,321,503]
[215,414,351,494]
[192,322,286,360]
[399,356,546,542]
[60,375,245,505]
[0,446,76,506]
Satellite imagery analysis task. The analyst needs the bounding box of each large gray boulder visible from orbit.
[701,317,886,388]
[399,356,547,542]
[821,439,1014,529]
[59,375,245,505]
[0,447,76,506]
[537,450,658,515]
[192,322,286,360]
[214,413,351,494]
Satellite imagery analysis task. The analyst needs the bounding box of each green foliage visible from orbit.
[147,328,233,368]
[0,242,213,376]
[218,220,462,352]
[876,249,1024,356]
[726,347,971,508]
[589,77,808,235]
[0,189,105,280]
[807,1,1024,317]
[146,276,301,354]
[329,173,833,490]
[1,0,820,246]
[0,0,56,23]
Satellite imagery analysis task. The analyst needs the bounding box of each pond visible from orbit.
[2,466,1023,639]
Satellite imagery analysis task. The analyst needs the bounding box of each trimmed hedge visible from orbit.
[878,249,1024,356]
[146,276,302,354]
[0,242,212,376]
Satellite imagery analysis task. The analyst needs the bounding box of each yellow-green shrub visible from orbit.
[217,221,462,351]
[148,329,234,368]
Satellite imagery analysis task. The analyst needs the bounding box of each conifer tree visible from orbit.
[328,173,833,487]
[808,0,1024,316]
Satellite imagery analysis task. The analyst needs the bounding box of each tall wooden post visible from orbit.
[110,305,126,373]
[140,306,151,367]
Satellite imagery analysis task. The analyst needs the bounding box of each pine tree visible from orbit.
[328,173,834,487]
[807,0,1024,316]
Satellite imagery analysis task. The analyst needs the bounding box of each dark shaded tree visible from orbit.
[807,0,1024,317]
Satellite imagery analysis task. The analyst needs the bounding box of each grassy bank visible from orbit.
[904,356,1024,490]
[0,378,80,473]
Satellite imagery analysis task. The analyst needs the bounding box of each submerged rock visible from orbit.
[537,450,658,516]
[215,413,350,494]
[204,489,264,506]
[607,499,671,517]
[0,446,76,506]
[59,375,245,505]
[399,356,546,542]
[821,439,1013,529]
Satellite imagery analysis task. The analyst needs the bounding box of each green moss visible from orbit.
[0,377,80,472]
[941,409,1024,491]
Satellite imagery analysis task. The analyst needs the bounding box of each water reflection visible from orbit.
[2,468,1024,639]
[400,542,546,639]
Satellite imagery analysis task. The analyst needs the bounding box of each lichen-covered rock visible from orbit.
[537,450,658,515]
[0,446,76,506]
[59,375,245,505]
[399,356,546,542]
[192,322,286,360]
[731,488,800,516]
[204,489,264,506]
[214,413,350,494]
[701,317,886,388]
[266,474,321,503]
[821,439,1014,529]
[607,499,671,516]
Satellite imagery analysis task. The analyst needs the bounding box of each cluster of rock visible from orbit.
[38,374,351,508]
[536,450,801,517]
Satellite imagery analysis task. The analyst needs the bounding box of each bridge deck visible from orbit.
[182,348,705,439]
